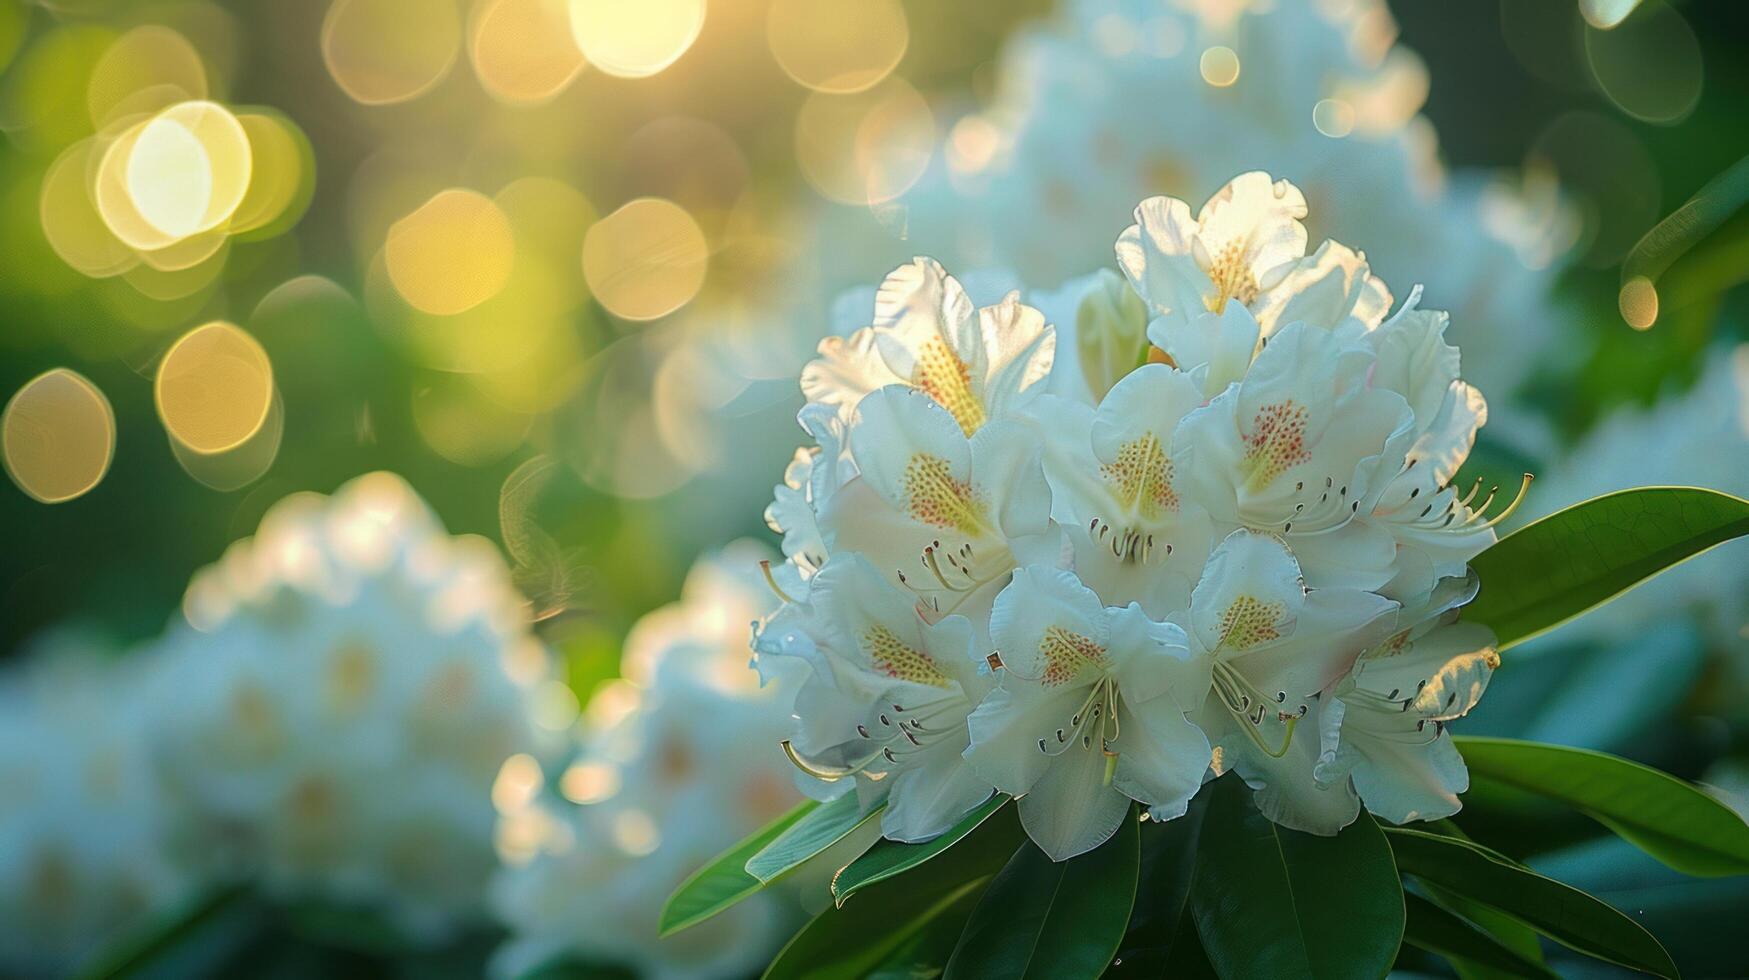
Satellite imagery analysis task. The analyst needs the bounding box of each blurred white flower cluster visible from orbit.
[491,542,806,980]
[668,0,1573,533]
[0,640,183,977]
[758,173,1513,860]
[142,472,550,941]
[1516,347,1749,674]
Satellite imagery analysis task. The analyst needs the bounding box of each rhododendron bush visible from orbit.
[661,174,1749,979]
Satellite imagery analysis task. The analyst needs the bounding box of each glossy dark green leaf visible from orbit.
[1419,880,1551,980]
[1190,776,1404,979]
[1467,487,1749,650]
[944,806,1140,980]
[1403,891,1556,980]
[1107,793,1209,976]
[1386,827,1677,978]
[1457,736,1749,876]
[834,795,1009,906]
[75,885,261,980]
[864,882,987,980]
[763,805,1025,980]
[659,800,816,936]
[746,792,880,883]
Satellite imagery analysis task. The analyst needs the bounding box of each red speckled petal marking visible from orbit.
[864,625,951,687]
[1218,594,1286,651]
[1240,401,1311,492]
[1039,624,1107,686]
[903,453,987,535]
[910,337,985,436]
[1102,432,1177,520]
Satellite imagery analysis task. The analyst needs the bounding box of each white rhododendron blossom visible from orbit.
[0,642,186,976]
[493,543,805,980]
[758,173,1520,858]
[145,473,551,940]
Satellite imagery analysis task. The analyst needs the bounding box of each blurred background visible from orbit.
[0,0,1746,977]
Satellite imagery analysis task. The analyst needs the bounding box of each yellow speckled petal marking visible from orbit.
[1102,433,1177,520]
[1039,625,1107,686]
[1240,401,1311,492]
[911,337,986,436]
[864,625,951,687]
[1218,595,1286,651]
[1203,237,1260,312]
[903,453,987,535]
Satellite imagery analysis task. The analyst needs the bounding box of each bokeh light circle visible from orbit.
[582,197,708,322]
[2,369,116,504]
[1199,46,1240,87]
[794,77,935,206]
[40,138,139,278]
[766,0,908,94]
[470,0,587,104]
[154,321,276,454]
[95,101,252,251]
[1583,1,1702,125]
[322,0,463,105]
[86,25,207,127]
[1619,276,1659,331]
[384,188,517,316]
[567,0,704,79]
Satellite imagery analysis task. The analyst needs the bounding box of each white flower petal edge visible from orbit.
[1316,573,1499,825]
[966,566,1208,860]
[753,553,995,842]
[801,258,1055,436]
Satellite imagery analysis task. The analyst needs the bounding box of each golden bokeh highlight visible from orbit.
[40,138,140,279]
[169,389,283,491]
[766,0,908,94]
[384,188,517,316]
[86,25,208,127]
[559,761,619,804]
[155,321,276,454]
[1619,276,1659,331]
[470,0,587,104]
[795,77,935,206]
[2,369,116,504]
[1199,46,1241,87]
[228,110,317,240]
[322,0,462,105]
[1312,98,1356,138]
[582,197,708,322]
[95,101,252,250]
[567,0,704,79]
[622,116,748,238]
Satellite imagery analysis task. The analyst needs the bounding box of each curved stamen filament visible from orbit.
[1211,661,1304,758]
[759,560,798,604]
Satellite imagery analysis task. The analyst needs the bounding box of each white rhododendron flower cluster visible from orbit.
[757,173,1520,860]
[0,642,185,976]
[145,472,550,939]
[492,544,806,980]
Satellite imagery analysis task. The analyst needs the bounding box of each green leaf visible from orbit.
[1403,891,1556,980]
[864,883,987,980]
[1457,736,1749,876]
[75,885,261,980]
[659,800,816,936]
[944,806,1140,980]
[763,805,1025,980]
[833,795,1009,906]
[1190,776,1404,979]
[1108,792,1209,976]
[1467,487,1749,650]
[1385,827,1677,978]
[745,792,881,884]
